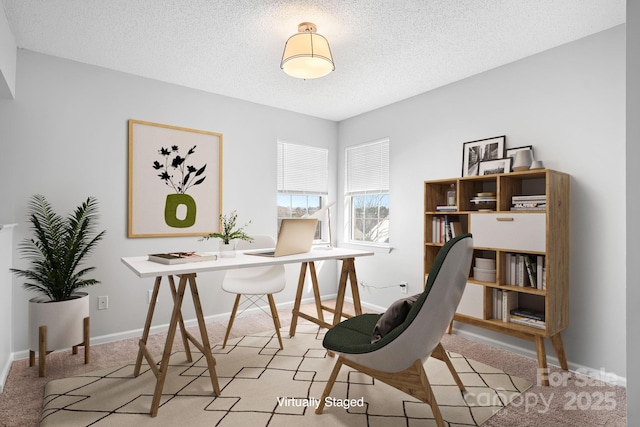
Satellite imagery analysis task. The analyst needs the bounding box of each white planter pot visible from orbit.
[29,292,89,352]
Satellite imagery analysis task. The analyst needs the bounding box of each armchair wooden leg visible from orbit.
[316,355,344,414]
[267,294,284,349]
[223,294,241,348]
[432,342,465,392]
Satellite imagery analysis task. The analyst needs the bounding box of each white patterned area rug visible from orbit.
[41,323,530,426]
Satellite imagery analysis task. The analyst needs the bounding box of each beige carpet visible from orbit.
[40,323,530,426]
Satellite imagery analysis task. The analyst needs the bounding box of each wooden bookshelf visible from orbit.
[424,169,570,385]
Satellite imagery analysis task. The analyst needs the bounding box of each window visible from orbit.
[345,138,389,245]
[277,141,329,240]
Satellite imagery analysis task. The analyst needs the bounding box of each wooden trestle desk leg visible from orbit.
[309,262,325,324]
[186,275,221,396]
[168,275,193,362]
[331,258,362,326]
[289,262,308,337]
[134,276,161,377]
[135,274,220,417]
[148,274,189,416]
[289,258,363,337]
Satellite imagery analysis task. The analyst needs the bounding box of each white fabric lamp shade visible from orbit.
[281,23,334,79]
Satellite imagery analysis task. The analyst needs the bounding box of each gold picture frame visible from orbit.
[128,119,223,238]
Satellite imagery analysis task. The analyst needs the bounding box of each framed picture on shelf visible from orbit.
[461,135,506,177]
[506,145,533,171]
[479,157,512,175]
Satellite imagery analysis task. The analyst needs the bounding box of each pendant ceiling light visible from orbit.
[281,22,334,79]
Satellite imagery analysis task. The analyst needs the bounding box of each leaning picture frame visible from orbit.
[461,135,506,177]
[128,119,223,238]
[479,157,513,175]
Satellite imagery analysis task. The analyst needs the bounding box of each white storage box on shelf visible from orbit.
[473,267,496,282]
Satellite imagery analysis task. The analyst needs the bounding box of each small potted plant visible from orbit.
[11,195,106,375]
[202,210,252,257]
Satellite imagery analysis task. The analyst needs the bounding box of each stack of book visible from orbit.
[511,194,546,211]
[470,192,496,211]
[435,205,457,212]
[148,251,218,265]
[509,308,546,329]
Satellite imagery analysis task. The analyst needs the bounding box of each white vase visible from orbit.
[219,241,236,257]
[512,150,533,171]
[29,292,89,352]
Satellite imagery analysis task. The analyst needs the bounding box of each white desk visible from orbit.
[121,247,373,417]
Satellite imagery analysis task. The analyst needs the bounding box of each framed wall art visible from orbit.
[128,119,223,238]
[479,158,512,175]
[461,135,506,177]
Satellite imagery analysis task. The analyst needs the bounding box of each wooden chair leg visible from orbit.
[432,342,465,392]
[267,294,284,349]
[415,359,445,427]
[38,325,47,377]
[223,294,241,348]
[315,355,344,414]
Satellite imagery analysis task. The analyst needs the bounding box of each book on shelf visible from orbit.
[502,291,519,323]
[511,202,546,209]
[510,307,545,322]
[148,251,218,265]
[509,316,546,329]
[536,255,544,289]
[524,255,537,288]
[511,194,547,202]
[436,205,458,212]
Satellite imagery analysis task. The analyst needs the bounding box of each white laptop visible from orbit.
[248,218,318,257]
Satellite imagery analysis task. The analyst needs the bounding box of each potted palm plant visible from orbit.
[11,194,106,375]
[202,210,252,257]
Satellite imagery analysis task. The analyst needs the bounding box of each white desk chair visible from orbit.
[222,235,286,349]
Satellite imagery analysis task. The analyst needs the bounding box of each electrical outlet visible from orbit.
[399,281,408,293]
[98,296,108,310]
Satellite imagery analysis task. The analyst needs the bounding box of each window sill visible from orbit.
[340,241,392,254]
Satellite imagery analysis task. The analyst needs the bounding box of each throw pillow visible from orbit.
[371,294,420,343]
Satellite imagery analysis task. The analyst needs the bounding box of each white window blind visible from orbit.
[277,141,328,195]
[346,138,389,195]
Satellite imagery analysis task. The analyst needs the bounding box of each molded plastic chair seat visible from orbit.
[221,235,286,349]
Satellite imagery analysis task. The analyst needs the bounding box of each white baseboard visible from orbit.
[0,353,14,393]
[11,294,336,361]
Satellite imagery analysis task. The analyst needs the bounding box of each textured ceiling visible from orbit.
[1,0,626,121]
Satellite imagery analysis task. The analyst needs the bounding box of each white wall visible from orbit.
[0,50,339,354]
[626,1,639,424]
[0,5,16,98]
[337,26,626,378]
